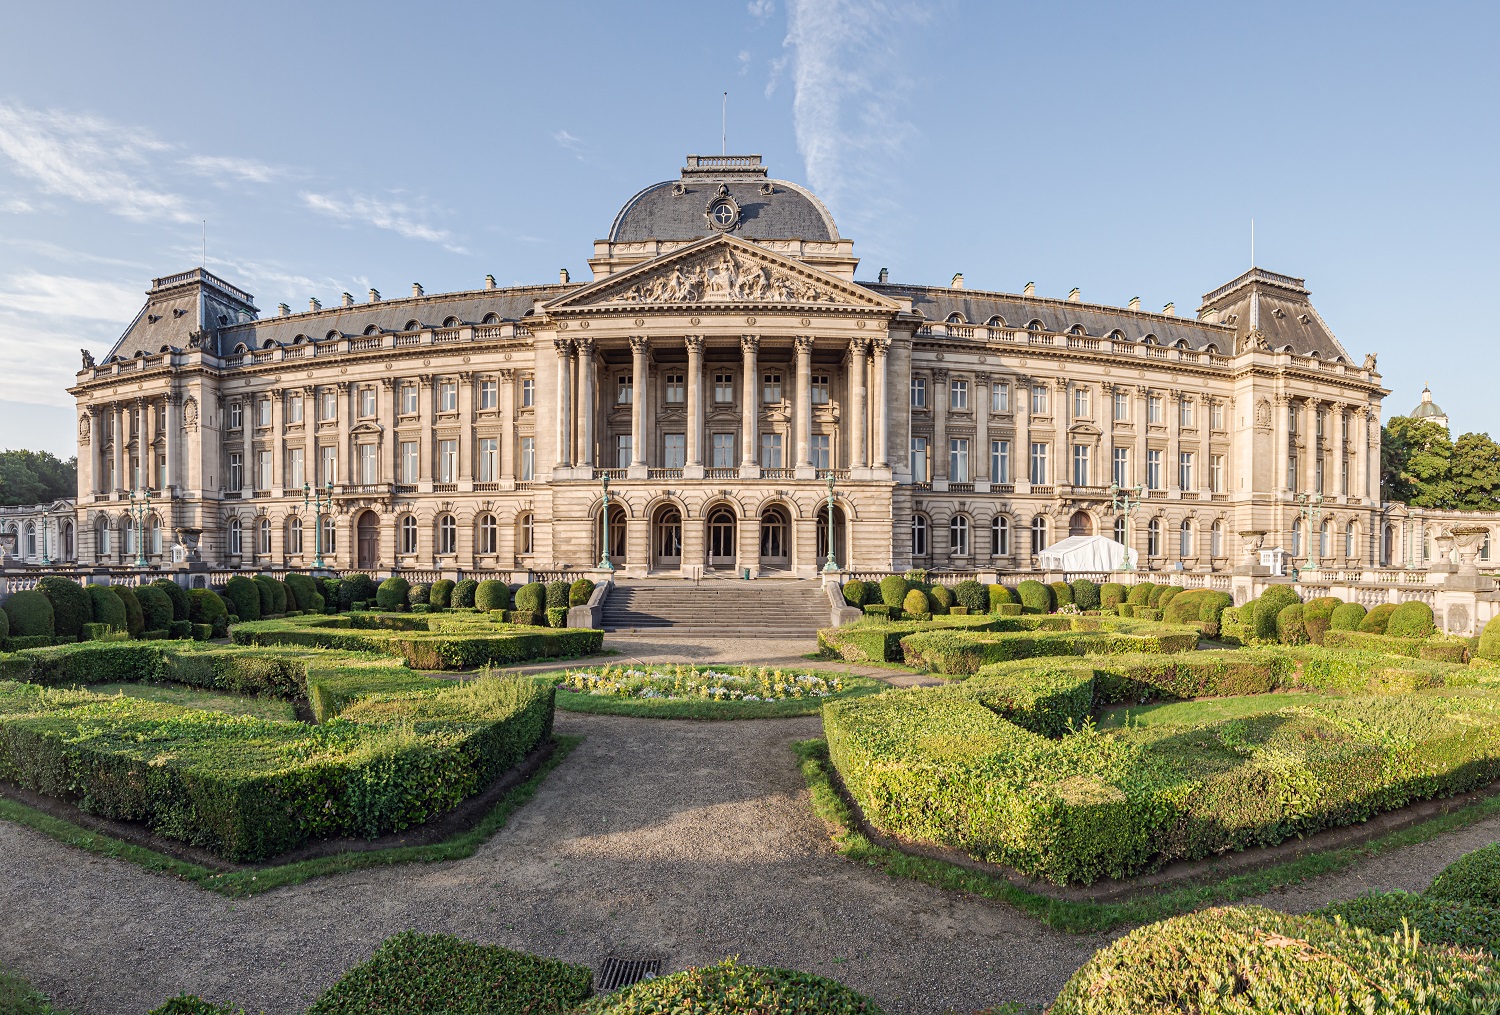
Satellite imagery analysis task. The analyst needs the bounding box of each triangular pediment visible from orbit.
[545,234,898,312]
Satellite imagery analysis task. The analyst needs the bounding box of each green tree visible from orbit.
[1382,416,1454,507]
[0,450,77,506]
[1450,431,1500,510]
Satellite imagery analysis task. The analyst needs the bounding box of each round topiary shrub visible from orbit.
[842,579,868,607]
[112,585,145,637]
[1386,600,1436,639]
[987,584,1017,612]
[189,589,229,637]
[1477,613,1500,661]
[1126,582,1155,606]
[376,577,410,611]
[1276,603,1308,644]
[429,579,455,610]
[88,583,128,631]
[953,579,986,614]
[1428,843,1500,905]
[1253,585,1302,643]
[902,588,929,617]
[1070,578,1100,612]
[3,590,54,638]
[408,583,430,607]
[571,959,880,1014]
[1329,602,1367,632]
[514,582,546,614]
[452,578,479,609]
[283,573,318,613]
[151,578,191,622]
[1360,602,1398,634]
[1016,579,1053,613]
[321,578,342,611]
[1198,590,1234,632]
[545,581,570,610]
[474,579,510,611]
[37,576,90,639]
[1099,582,1127,611]
[879,575,910,608]
[1162,588,1205,625]
[568,577,596,607]
[1050,581,1074,607]
[340,573,376,610]
[927,584,954,614]
[135,585,175,633]
[1301,596,1342,645]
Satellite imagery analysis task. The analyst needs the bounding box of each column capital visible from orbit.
[554,337,574,356]
[630,335,651,355]
[336,380,351,393]
[794,335,815,355]
[740,334,760,354]
[458,370,473,382]
[1136,384,1151,397]
[932,365,949,382]
[683,335,705,354]
[848,335,869,355]
[1274,391,1292,405]
[975,370,990,385]
[574,335,595,356]
[498,368,515,382]
[870,336,889,356]
[380,376,395,389]
[1055,376,1070,391]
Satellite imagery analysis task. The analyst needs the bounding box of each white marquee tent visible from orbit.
[1035,534,1138,572]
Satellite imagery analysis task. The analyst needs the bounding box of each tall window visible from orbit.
[991,440,1010,484]
[1113,516,1126,545]
[663,433,686,468]
[949,378,968,410]
[1210,454,1224,493]
[617,374,633,404]
[1292,520,1303,557]
[1179,451,1194,491]
[438,439,457,483]
[714,373,734,403]
[226,518,239,556]
[615,435,631,468]
[1179,399,1193,427]
[763,372,783,403]
[1288,453,1300,492]
[1072,445,1090,487]
[257,518,271,555]
[288,517,303,555]
[399,515,417,554]
[1029,442,1048,485]
[1211,401,1224,429]
[712,433,734,468]
[911,514,928,556]
[400,384,418,415]
[1113,390,1129,421]
[257,397,272,427]
[322,516,336,555]
[760,433,784,468]
[990,515,1010,555]
[1072,388,1089,419]
[228,453,242,492]
[665,373,685,403]
[1113,448,1129,488]
[321,446,337,486]
[399,441,418,483]
[519,513,535,555]
[1346,522,1357,559]
[288,395,303,424]
[1212,520,1224,558]
[1146,449,1162,490]
[1315,454,1325,495]
[1179,520,1193,558]
[911,437,929,482]
[812,375,831,404]
[437,514,457,555]
[287,448,304,488]
[520,437,535,481]
[321,389,337,420]
[949,438,969,482]
[478,438,498,482]
[1147,395,1163,423]
[1147,518,1161,557]
[478,513,498,554]
[910,376,927,408]
[949,515,970,556]
[359,387,376,417]
[479,379,498,410]
[991,382,1009,413]
[1318,519,1330,558]
[257,450,272,490]
[359,444,377,484]
[1030,516,1048,553]
[1031,384,1048,415]
[522,377,534,407]
[439,381,457,412]
[229,402,243,429]
[812,434,831,470]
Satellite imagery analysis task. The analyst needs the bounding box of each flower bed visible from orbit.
[562,664,843,703]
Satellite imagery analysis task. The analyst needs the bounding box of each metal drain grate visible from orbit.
[597,957,661,993]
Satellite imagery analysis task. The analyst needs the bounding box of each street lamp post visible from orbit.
[40,507,50,567]
[304,480,334,569]
[127,489,151,568]
[597,473,615,571]
[1295,492,1324,563]
[1108,482,1144,571]
[822,474,839,574]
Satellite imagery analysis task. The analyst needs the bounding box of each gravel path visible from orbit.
[0,631,1495,1014]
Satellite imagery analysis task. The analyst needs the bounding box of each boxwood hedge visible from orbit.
[221,576,261,622]
[3,590,54,639]
[135,584,175,633]
[37,577,90,639]
[898,625,1199,674]
[574,959,883,1014]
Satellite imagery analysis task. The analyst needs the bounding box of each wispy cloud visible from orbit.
[749,0,776,21]
[0,271,142,321]
[738,49,753,75]
[300,191,466,253]
[0,102,194,222]
[553,129,584,151]
[183,154,284,184]
[0,197,33,213]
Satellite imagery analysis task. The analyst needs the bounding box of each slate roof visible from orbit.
[608,156,839,243]
[1198,268,1353,362]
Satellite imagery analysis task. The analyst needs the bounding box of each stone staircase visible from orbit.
[600,578,828,638]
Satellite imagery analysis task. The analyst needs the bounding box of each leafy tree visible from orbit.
[0,450,77,505]
[1382,415,1500,511]
[1450,431,1500,510]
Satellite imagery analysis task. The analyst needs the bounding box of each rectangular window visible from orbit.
[520,437,535,481]
[1113,447,1129,488]
[911,437,929,482]
[479,379,498,410]
[1211,401,1224,430]
[714,373,734,403]
[1179,451,1194,491]
[1288,454,1299,492]
[949,378,968,410]
[321,446,336,485]
[617,375,632,404]
[229,402,243,429]
[1113,391,1129,421]
[712,433,734,468]
[1146,449,1162,490]
[760,433,784,468]
[990,439,1010,484]
[321,390,336,421]
[1315,454,1324,494]
[763,372,783,403]
[1031,384,1048,416]
[257,397,272,428]
[438,439,457,482]
[228,453,242,492]
[1072,388,1089,419]
[615,435,632,468]
[991,382,1010,413]
[1341,454,1349,494]
[1148,395,1163,423]
[910,376,927,408]
[812,434,831,470]
[1179,399,1193,427]
[812,375,831,405]
[478,438,498,481]
[1072,444,1090,487]
[359,387,376,417]
[1289,405,1298,433]
[288,395,303,424]
[1030,442,1049,485]
[401,384,418,415]
[439,381,457,413]
[521,377,534,407]
[359,444,377,484]
[663,433,686,468]
[1316,410,1325,438]
[255,450,271,490]
[287,448,304,488]
[1210,453,1225,493]
[949,438,969,482]
[400,441,418,483]
[665,374,685,403]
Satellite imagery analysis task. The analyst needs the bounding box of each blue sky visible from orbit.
[1,0,1495,457]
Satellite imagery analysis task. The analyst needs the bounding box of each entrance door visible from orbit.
[707,507,737,569]
[1069,510,1094,538]
[759,507,790,571]
[653,507,682,570]
[357,511,379,569]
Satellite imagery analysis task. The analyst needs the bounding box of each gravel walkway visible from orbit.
[0,631,1494,1013]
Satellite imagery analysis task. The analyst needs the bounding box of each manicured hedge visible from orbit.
[189,589,229,638]
[1070,578,1100,612]
[1276,603,1307,644]
[475,579,511,611]
[1016,579,1052,613]
[3,590,54,638]
[250,574,283,616]
[817,615,996,662]
[544,580,569,610]
[230,615,603,670]
[1387,599,1437,638]
[879,575,910,608]
[1099,582,1126,611]
[574,959,883,1014]
[135,584,175,633]
[1322,629,1470,662]
[1360,602,1398,633]
[1252,584,1300,642]
[37,577,90,640]
[339,573,376,611]
[1482,613,1500,662]
[430,579,456,610]
[221,576,261,622]
[86,583,127,631]
[376,577,410,611]
[841,579,867,607]
[901,589,928,617]
[515,582,545,613]
[152,579,191,622]
[1330,601,1367,631]
[899,626,1199,674]
[953,579,986,614]
[986,584,1017,611]
[1317,890,1500,954]
[452,578,478,609]
[113,585,145,637]
[1125,582,1154,606]
[927,584,953,614]
[284,573,318,613]
[149,998,244,1015]
[1428,841,1500,906]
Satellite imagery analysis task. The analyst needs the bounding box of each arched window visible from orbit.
[442,316,461,328]
[405,320,422,332]
[481,313,500,325]
[321,516,336,555]
[949,515,970,556]
[990,515,1010,555]
[257,518,271,555]
[478,513,498,555]
[519,512,535,555]
[1319,519,1331,559]
[227,518,241,556]
[945,312,965,324]
[1345,521,1357,559]
[23,522,34,558]
[1211,520,1223,558]
[149,514,161,555]
[1179,519,1192,558]
[986,315,1005,327]
[911,514,928,557]
[363,325,381,335]
[287,517,303,555]
[1382,524,1394,566]
[1068,324,1087,336]
[399,515,417,555]
[96,517,112,555]
[1030,516,1048,554]
[1147,518,1161,557]
[1291,520,1303,558]
[1027,319,1045,331]
[1113,516,1127,545]
[437,514,457,555]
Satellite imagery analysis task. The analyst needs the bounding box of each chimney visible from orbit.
[1022,281,1035,297]
[1067,288,1081,303]
[1162,302,1176,317]
[1127,296,1141,312]
[951,273,964,289]
[309,297,322,312]
[878,267,889,284]
[277,303,290,317]
[559,268,570,284]
[484,274,497,291]
[369,288,381,302]
[412,282,424,298]
[341,292,354,307]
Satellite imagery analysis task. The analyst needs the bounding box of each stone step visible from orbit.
[601,580,826,634]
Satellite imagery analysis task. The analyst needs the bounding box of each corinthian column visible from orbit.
[794,335,815,478]
[554,339,574,470]
[684,336,704,478]
[740,335,759,477]
[872,339,889,470]
[576,338,595,469]
[849,338,868,472]
[629,336,648,478]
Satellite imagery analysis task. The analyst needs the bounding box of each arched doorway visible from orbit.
[759,506,790,571]
[598,504,627,568]
[356,510,380,569]
[816,505,847,569]
[708,506,738,569]
[1069,510,1094,537]
[653,505,682,570]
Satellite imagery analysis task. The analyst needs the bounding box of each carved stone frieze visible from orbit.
[600,248,852,306]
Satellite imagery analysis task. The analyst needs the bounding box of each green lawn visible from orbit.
[1095,690,1341,729]
[86,681,300,722]
[546,668,889,720]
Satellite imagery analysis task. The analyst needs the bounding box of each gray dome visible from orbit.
[1413,385,1446,419]
[608,156,839,243]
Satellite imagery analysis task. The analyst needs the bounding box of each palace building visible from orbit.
[67,154,1389,578]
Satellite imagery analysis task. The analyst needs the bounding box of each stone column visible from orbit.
[872,338,890,470]
[1016,376,1032,492]
[629,336,648,477]
[499,369,516,484]
[932,366,949,485]
[554,339,574,470]
[740,335,759,476]
[1135,386,1149,491]
[576,338,595,469]
[1101,383,1115,488]
[1355,408,1370,502]
[416,376,432,486]
[849,338,868,471]
[112,403,124,495]
[1167,389,1181,495]
[685,335,704,477]
[794,335,814,477]
[974,370,989,488]
[336,382,351,485]
[457,370,474,488]
[162,395,176,493]
[1273,392,1289,495]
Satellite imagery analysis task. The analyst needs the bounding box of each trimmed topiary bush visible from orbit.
[283,573,318,613]
[1156,586,1183,611]
[1428,842,1500,906]
[568,578,596,607]
[545,607,567,628]
[953,579,986,614]
[375,577,410,611]
[1330,601,1368,632]
[340,573,376,611]
[1360,602,1398,634]
[408,583,430,607]
[545,581,570,610]
[3,590,54,639]
[1147,584,1170,608]
[151,578,191,622]
[1099,582,1126,611]
[452,578,478,609]
[1276,603,1308,644]
[901,589,929,618]
[475,579,510,611]
[842,579,868,607]
[879,575,910,608]
[149,997,245,1015]
[987,584,1017,612]
[1016,579,1053,614]
[247,575,274,616]
[572,958,880,1014]
[1126,582,1155,606]
[515,582,546,614]
[188,589,229,638]
[1252,584,1301,643]
[87,583,128,631]
[1387,600,1436,639]
[112,585,145,637]
[135,584,175,633]
[1050,582,1074,607]
[927,584,954,615]
[429,579,455,610]
[1301,596,1342,645]
[37,577,90,640]
[1070,579,1100,612]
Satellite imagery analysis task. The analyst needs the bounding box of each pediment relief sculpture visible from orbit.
[600,248,858,307]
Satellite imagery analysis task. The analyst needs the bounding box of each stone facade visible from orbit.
[0,500,76,567]
[66,155,1390,578]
